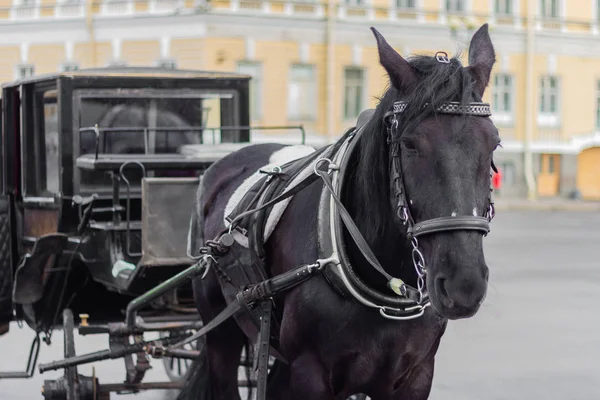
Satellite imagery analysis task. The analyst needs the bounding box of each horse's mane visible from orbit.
[351,53,479,244]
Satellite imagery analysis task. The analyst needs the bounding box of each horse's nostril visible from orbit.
[435,276,453,308]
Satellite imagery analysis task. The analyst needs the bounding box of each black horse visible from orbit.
[179,24,500,400]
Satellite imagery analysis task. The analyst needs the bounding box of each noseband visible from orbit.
[383,100,496,303]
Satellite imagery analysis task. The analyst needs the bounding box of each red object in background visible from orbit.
[492,169,502,190]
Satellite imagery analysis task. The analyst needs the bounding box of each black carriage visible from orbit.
[0,67,305,398]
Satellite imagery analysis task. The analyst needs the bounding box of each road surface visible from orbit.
[1,210,599,399]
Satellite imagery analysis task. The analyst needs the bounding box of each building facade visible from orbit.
[1,0,600,199]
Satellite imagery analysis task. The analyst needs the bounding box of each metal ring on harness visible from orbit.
[314,158,338,175]
[379,303,429,321]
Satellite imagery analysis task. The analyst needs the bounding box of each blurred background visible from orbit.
[0,0,598,201]
[1,1,600,399]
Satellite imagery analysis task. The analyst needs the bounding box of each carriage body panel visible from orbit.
[0,67,257,333]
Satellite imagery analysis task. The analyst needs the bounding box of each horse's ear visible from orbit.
[466,23,496,97]
[370,27,418,92]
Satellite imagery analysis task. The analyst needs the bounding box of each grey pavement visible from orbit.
[1,210,599,399]
[430,210,600,400]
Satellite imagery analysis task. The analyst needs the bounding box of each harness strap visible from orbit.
[171,298,243,348]
[227,172,320,235]
[170,262,323,349]
[254,300,272,398]
[316,167,422,301]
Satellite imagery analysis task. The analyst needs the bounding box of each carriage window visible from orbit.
[43,92,60,195]
[76,91,237,191]
[23,87,60,197]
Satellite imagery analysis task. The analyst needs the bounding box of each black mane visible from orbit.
[351,53,479,245]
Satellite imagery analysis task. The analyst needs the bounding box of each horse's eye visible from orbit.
[401,137,418,155]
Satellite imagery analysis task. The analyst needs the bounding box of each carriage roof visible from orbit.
[2,66,252,88]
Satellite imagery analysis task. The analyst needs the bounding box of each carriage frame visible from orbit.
[0,67,307,399]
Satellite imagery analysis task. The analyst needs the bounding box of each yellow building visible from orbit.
[0,0,600,199]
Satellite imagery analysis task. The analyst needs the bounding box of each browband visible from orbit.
[388,101,492,117]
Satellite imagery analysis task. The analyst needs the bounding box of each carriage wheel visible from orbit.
[159,330,201,382]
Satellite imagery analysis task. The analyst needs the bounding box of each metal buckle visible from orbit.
[435,51,450,63]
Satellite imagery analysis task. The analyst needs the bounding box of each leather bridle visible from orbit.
[383,100,497,303]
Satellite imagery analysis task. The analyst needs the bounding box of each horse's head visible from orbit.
[371,24,500,320]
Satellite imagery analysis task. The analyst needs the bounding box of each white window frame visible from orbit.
[444,0,467,12]
[60,62,80,72]
[538,75,560,127]
[390,0,422,22]
[593,0,600,34]
[338,0,374,20]
[439,0,470,23]
[492,73,514,126]
[148,0,184,13]
[283,0,323,17]
[539,0,559,18]
[343,66,366,121]
[55,0,84,18]
[10,0,40,20]
[100,0,134,16]
[494,0,512,15]
[489,0,521,28]
[15,64,35,80]
[536,0,566,31]
[236,61,263,122]
[155,58,177,69]
[396,0,416,8]
[287,64,317,122]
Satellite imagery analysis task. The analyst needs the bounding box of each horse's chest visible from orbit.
[326,315,443,394]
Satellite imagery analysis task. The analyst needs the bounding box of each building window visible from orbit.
[155,58,177,69]
[60,62,79,72]
[15,64,34,79]
[397,0,415,8]
[56,0,84,17]
[498,161,515,186]
[538,76,559,126]
[149,0,183,13]
[288,64,317,121]
[345,0,365,5]
[492,73,514,125]
[11,0,39,19]
[100,0,133,15]
[344,67,365,120]
[494,0,512,15]
[445,0,465,12]
[236,61,263,122]
[540,0,558,18]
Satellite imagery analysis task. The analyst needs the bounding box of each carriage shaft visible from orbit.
[38,343,145,373]
[125,256,212,328]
